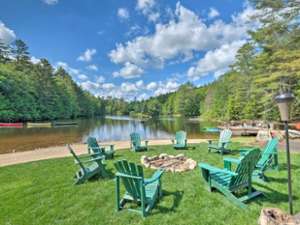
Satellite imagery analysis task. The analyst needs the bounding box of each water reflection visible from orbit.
[0,116,217,153]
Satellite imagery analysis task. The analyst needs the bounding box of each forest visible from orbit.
[0,40,105,122]
[0,0,299,122]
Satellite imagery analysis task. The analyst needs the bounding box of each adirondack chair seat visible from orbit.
[132,141,148,151]
[172,131,188,150]
[115,160,164,217]
[172,140,187,149]
[208,129,232,155]
[199,148,262,209]
[87,137,115,159]
[68,145,108,184]
[130,132,148,152]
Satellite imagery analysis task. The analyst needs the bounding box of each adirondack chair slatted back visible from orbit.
[68,145,86,172]
[257,138,278,166]
[218,129,232,148]
[175,131,186,145]
[229,148,260,189]
[87,137,103,155]
[115,160,144,201]
[130,132,142,147]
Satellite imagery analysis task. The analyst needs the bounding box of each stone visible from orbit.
[140,154,197,173]
[258,208,300,225]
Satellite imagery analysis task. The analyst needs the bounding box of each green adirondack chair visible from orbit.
[199,148,262,209]
[68,145,108,184]
[130,132,148,152]
[87,137,115,159]
[172,130,188,149]
[240,138,279,181]
[208,129,232,154]
[114,160,164,217]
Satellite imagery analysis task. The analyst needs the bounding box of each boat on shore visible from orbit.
[52,121,78,127]
[203,127,220,133]
[27,122,52,128]
[0,123,23,128]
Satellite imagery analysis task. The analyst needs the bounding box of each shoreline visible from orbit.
[0,139,207,167]
[1,137,299,167]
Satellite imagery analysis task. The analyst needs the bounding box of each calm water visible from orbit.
[0,116,217,154]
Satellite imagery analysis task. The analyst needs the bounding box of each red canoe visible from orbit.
[0,123,23,128]
[295,122,300,131]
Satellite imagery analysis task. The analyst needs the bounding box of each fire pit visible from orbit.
[141,153,197,173]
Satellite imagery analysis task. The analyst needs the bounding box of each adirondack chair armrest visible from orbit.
[88,146,101,151]
[115,172,143,180]
[144,169,164,185]
[199,163,238,176]
[223,157,241,170]
[100,144,114,147]
[223,157,241,164]
[239,149,250,156]
[78,156,105,164]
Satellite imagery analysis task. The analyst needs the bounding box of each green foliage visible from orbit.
[0,40,105,122]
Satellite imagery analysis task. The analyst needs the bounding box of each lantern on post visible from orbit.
[275,91,294,215]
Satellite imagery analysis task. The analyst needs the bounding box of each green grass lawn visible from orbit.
[1,143,300,225]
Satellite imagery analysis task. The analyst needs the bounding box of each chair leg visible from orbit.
[115,177,121,211]
[221,188,247,209]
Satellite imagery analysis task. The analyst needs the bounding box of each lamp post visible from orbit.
[275,92,294,215]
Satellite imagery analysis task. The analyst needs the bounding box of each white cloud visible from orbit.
[110,3,259,80]
[135,80,144,88]
[96,76,105,83]
[79,76,182,101]
[43,0,58,5]
[136,0,160,22]
[146,81,157,90]
[117,8,130,20]
[86,64,98,71]
[102,83,115,90]
[81,80,99,91]
[56,61,80,76]
[121,82,138,93]
[148,12,160,22]
[187,40,245,78]
[0,21,16,44]
[136,0,155,12]
[78,74,89,81]
[30,56,41,64]
[113,62,144,79]
[154,80,179,96]
[77,48,97,62]
[208,8,220,19]
[110,3,256,70]
[137,93,149,100]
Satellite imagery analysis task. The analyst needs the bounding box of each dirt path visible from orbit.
[0,139,206,167]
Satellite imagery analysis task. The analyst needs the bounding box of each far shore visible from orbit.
[1,137,299,167]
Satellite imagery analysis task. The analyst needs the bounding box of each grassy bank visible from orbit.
[1,143,299,225]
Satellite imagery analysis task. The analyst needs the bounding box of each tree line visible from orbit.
[0,39,105,122]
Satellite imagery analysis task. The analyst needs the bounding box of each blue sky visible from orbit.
[0,0,257,100]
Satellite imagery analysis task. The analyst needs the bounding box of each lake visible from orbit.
[0,116,218,154]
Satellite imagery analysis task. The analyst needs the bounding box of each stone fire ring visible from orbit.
[141,153,197,173]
